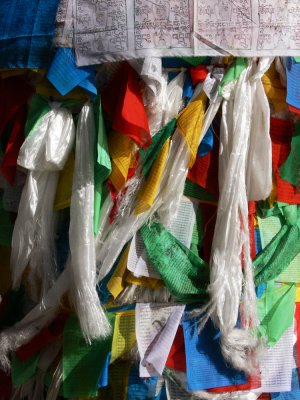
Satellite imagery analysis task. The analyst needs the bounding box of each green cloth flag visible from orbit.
[190,204,204,257]
[24,94,51,138]
[12,352,40,388]
[279,122,300,187]
[218,58,248,96]
[24,94,82,137]
[63,313,115,398]
[93,97,111,235]
[140,221,209,303]
[255,205,300,284]
[257,282,296,346]
[139,118,176,177]
[184,179,217,203]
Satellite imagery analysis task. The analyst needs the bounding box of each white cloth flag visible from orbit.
[136,303,185,377]
[256,325,295,393]
[74,0,300,65]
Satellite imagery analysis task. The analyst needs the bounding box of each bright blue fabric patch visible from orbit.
[127,364,158,400]
[0,0,60,68]
[271,369,300,399]
[106,304,136,313]
[198,126,214,157]
[183,73,194,104]
[256,283,266,298]
[182,317,247,391]
[97,352,111,388]
[47,48,97,97]
[286,57,300,110]
[255,228,262,254]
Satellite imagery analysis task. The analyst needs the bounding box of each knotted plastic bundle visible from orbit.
[11,105,75,298]
[207,58,274,374]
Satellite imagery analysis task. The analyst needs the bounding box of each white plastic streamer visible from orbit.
[46,360,63,400]
[207,58,273,374]
[69,102,111,342]
[10,106,75,297]
[148,70,185,138]
[0,269,68,371]
[246,57,274,200]
[158,80,219,225]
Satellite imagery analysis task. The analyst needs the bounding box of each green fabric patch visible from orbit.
[255,205,300,284]
[140,221,209,303]
[258,282,296,346]
[93,97,111,235]
[218,58,248,96]
[12,352,40,388]
[279,122,300,187]
[184,179,217,203]
[63,313,115,398]
[139,118,176,177]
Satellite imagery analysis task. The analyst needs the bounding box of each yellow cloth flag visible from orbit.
[176,91,207,168]
[268,177,277,209]
[126,273,163,290]
[135,137,170,214]
[36,79,88,101]
[107,245,130,299]
[111,310,136,363]
[54,151,75,210]
[296,284,300,302]
[262,62,287,113]
[108,131,134,192]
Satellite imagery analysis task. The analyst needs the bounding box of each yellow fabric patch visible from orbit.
[108,131,134,192]
[107,244,130,299]
[176,91,207,168]
[54,151,75,210]
[262,62,287,113]
[111,310,136,363]
[135,137,170,214]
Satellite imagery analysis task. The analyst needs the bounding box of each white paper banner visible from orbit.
[74,0,300,65]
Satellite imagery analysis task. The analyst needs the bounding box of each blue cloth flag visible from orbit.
[0,0,60,68]
[127,364,159,400]
[47,48,97,97]
[286,57,300,110]
[182,317,247,391]
[197,125,214,157]
[97,352,111,388]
